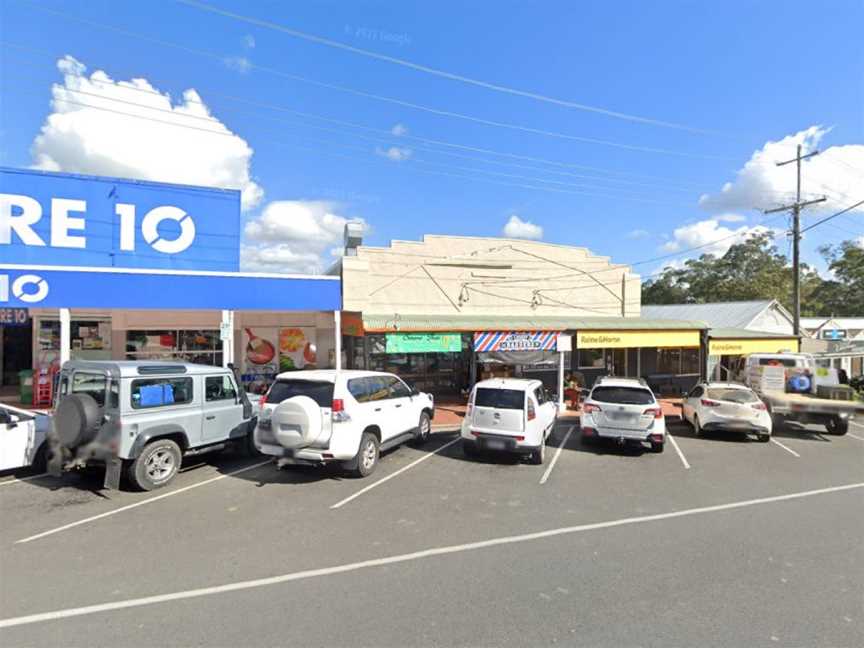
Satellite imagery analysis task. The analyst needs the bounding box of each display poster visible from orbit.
[279,327,317,372]
[241,327,278,393]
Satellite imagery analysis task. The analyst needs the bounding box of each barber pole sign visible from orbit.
[473,331,560,352]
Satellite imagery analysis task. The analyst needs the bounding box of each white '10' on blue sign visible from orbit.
[1,194,196,255]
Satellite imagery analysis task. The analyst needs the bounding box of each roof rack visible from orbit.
[137,365,189,375]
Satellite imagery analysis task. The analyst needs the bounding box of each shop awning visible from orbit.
[708,328,800,355]
[362,313,707,333]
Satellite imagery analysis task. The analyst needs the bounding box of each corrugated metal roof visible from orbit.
[362,313,708,332]
[708,328,799,340]
[641,301,774,329]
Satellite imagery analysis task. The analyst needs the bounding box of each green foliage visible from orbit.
[815,241,864,316]
[642,233,863,315]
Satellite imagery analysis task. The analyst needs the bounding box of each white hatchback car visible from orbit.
[580,377,666,452]
[681,382,772,442]
[254,370,435,477]
[460,378,557,464]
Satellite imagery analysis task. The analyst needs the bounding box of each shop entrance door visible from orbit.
[608,349,627,377]
[1,325,33,386]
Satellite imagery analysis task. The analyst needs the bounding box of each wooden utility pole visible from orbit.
[764,144,826,336]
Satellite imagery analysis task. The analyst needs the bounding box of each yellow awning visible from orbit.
[709,338,799,355]
[577,330,700,349]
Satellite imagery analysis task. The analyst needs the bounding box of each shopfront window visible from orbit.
[577,349,604,369]
[658,348,700,375]
[126,330,222,366]
[37,318,112,367]
[365,334,469,394]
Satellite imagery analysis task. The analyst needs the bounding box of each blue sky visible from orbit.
[1,0,862,276]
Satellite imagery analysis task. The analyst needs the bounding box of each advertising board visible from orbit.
[1,167,241,271]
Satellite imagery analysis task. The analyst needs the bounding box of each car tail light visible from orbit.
[259,392,267,406]
[527,401,536,421]
[332,398,350,423]
[643,407,663,419]
[752,402,767,411]
[583,403,601,414]
[471,430,481,437]
[701,399,721,407]
[515,436,525,442]
[649,433,664,443]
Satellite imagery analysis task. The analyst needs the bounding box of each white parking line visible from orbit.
[0,473,49,488]
[666,432,690,469]
[3,481,862,629]
[539,426,574,485]
[15,459,272,545]
[770,438,801,457]
[330,437,460,510]
[847,433,864,442]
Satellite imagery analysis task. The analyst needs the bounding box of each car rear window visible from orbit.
[266,380,334,408]
[757,358,797,367]
[590,386,655,405]
[707,388,759,404]
[474,388,525,410]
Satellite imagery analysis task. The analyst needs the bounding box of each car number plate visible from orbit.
[485,439,506,450]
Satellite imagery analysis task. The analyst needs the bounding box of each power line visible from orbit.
[800,199,864,234]
[26,92,704,208]
[1,70,699,202]
[2,48,710,192]
[178,0,726,136]
[14,2,734,161]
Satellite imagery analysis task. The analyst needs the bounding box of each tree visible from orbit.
[815,241,864,316]
[641,233,863,315]
[642,233,798,307]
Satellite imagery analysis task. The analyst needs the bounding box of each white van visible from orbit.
[460,378,557,464]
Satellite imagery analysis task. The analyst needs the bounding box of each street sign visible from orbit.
[820,329,847,341]
[1,167,241,271]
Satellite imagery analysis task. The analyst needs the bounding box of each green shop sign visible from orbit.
[385,333,462,353]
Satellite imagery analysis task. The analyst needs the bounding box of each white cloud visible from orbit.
[223,56,252,74]
[626,228,650,239]
[376,145,412,162]
[661,218,778,256]
[857,236,864,250]
[502,214,543,240]
[31,55,263,210]
[699,126,864,215]
[240,244,323,274]
[716,213,747,223]
[242,200,368,273]
[244,34,256,49]
[390,123,408,136]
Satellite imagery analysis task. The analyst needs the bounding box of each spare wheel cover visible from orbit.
[55,393,101,448]
[271,396,323,449]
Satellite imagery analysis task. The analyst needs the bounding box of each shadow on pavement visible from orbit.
[772,423,833,442]
[665,420,755,444]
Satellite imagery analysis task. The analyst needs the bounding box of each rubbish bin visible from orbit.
[18,369,33,405]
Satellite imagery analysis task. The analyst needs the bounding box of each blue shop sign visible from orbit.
[1,167,241,272]
[0,266,341,311]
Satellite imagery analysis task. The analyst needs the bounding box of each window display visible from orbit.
[126,329,222,366]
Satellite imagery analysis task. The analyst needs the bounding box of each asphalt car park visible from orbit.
[1,417,862,647]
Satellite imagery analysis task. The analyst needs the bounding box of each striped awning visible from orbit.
[473,331,560,352]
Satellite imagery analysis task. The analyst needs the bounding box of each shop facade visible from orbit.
[336,229,710,401]
[0,168,341,404]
